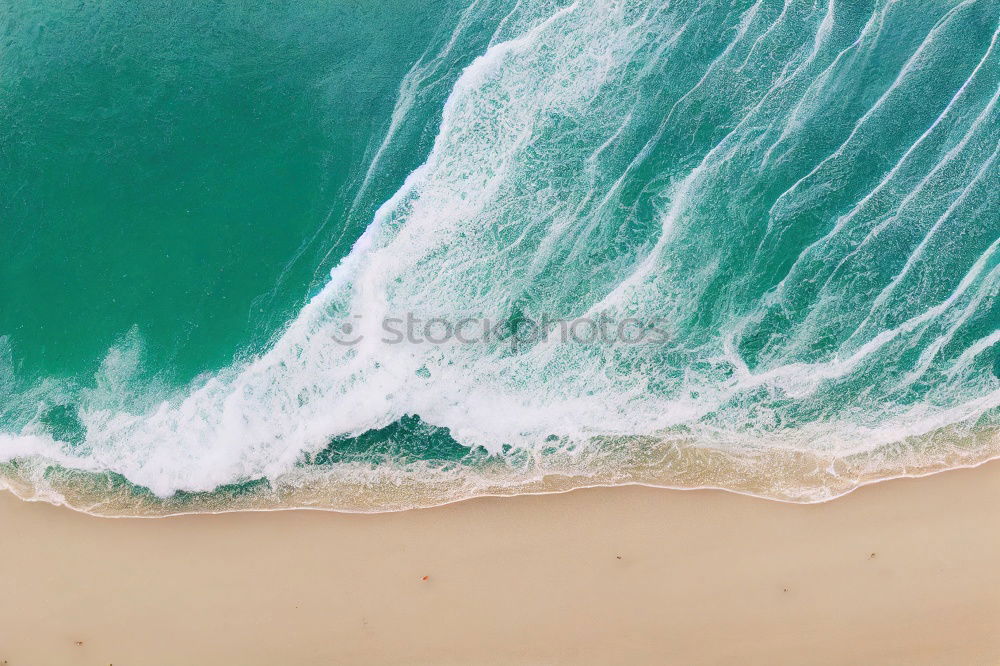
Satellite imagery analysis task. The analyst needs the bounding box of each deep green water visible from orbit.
[1,0,998,513]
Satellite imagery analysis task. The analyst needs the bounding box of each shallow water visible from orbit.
[2,0,998,514]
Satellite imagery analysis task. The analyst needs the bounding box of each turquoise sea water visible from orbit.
[1,0,998,514]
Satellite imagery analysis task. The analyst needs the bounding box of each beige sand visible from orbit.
[0,464,998,666]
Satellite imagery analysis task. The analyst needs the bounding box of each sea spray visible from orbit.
[1,0,998,513]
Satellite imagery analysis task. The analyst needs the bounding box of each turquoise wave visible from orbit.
[1,0,998,514]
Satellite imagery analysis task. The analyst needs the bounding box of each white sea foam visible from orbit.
[1,0,998,508]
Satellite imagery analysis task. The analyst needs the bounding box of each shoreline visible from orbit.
[1,461,998,664]
[4,450,1000,519]
[4,426,998,517]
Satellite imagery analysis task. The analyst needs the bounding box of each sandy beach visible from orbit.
[1,463,998,665]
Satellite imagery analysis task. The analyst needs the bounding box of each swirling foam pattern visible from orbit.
[1,0,998,513]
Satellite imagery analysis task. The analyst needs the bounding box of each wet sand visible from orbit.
[1,462,998,665]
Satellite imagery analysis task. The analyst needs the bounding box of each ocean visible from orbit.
[1,0,998,515]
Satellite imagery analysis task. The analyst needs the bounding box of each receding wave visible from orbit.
[1,0,998,515]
